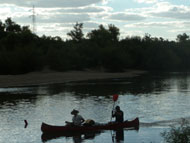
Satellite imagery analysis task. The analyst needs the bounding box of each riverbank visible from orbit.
[0,70,147,88]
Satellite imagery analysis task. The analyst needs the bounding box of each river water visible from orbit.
[0,72,190,143]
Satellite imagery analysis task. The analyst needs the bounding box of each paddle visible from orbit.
[110,94,119,122]
[110,94,119,142]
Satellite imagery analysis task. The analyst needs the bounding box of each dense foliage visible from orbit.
[0,18,190,74]
[161,119,190,143]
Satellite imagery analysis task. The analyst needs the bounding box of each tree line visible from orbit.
[0,18,190,74]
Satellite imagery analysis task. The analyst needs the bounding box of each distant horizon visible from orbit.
[0,0,190,40]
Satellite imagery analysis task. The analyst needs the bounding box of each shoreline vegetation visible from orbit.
[0,70,146,88]
[0,18,190,88]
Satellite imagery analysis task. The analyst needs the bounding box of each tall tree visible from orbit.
[176,33,190,42]
[87,24,120,48]
[108,24,120,42]
[67,22,84,42]
[5,18,21,33]
[0,21,6,39]
[0,21,5,32]
[87,24,110,48]
[87,25,108,40]
[87,24,120,42]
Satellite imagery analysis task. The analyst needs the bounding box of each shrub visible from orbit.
[161,119,190,143]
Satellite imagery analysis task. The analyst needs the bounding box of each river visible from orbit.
[0,72,190,143]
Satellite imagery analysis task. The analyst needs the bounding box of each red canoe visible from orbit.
[41,117,139,134]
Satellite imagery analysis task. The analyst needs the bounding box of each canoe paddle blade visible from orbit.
[113,94,119,102]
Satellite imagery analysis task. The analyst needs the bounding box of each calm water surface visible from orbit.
[0,72,190,143]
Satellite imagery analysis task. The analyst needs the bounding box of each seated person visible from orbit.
[112,106,124,123]
[65,109,85,126]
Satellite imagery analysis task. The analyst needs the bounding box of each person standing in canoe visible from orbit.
[65,109,85,126]
[112,106,124,123]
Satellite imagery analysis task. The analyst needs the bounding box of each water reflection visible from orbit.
[0,92,37,110]
[43,72,190,96]
[0,72,190,143]
[112,129,124,143]
[41,131,102,142]
[41,129,127,143]
[45,81,130,97]
[1,72,190,98]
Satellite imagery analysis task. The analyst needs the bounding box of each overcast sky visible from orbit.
[0,0,190,40]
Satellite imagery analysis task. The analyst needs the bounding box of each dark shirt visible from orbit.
[112,110,124,123]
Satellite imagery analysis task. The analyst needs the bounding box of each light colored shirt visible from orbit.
[72,114,84,125]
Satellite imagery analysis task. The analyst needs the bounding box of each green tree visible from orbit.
[108,24,120,42]
[67,22,84,42]
[176,33,190,42]
[87,24,120,48]
[5,18,21,33]
[21,26,32,33]
[0,21,6,39]
[87,24,108,40]
[0,21,5,32]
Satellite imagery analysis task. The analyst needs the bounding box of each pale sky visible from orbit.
[0,0,190,40]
